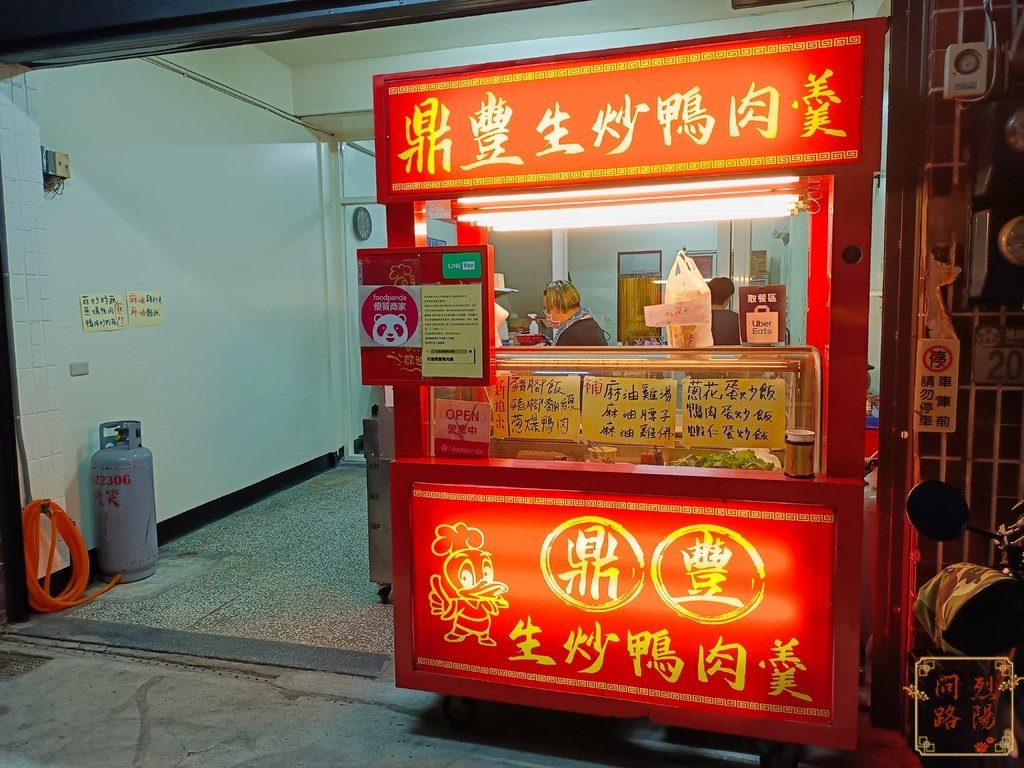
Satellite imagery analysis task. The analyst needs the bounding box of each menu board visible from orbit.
[682,378,785,449]
[581,376,676,446]
[507,375,581,440]
[490,374,788,451]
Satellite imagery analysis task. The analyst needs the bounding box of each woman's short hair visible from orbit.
[543,280,581,312]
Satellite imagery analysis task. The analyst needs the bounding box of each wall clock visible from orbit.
[353,206,373,241]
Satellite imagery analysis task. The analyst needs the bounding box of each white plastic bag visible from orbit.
[662,250,713,347]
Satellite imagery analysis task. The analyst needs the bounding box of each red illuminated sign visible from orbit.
[410,483,835,723]
[375,21,883,201]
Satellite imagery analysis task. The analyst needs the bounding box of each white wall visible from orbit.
[289,4,854,118]
[0,3,887,554]
[165,47,296,115]
[752,215,810,345]
[568,223,719,344]
[18,59,331,545]
[340,141,388,447]
[491,230,553,319]
[488,218,817,347]
[1,68,59,522]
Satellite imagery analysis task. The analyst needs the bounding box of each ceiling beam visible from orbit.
[0,0,582,68]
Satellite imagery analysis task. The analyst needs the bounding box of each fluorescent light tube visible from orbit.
[458,194,800,231]
[456,176,801,206]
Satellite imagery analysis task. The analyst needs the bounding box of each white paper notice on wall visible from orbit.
[914,338,960,432]
[80,293,126,332]
[127,291,165,327]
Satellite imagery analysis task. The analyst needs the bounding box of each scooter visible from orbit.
[905,480,1024,762]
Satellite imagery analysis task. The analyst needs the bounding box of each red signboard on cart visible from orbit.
[374,20,884,201]
[409,483,835,724]
[357,245,494,386]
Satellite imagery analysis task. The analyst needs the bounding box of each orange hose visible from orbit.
[22,498,121,612]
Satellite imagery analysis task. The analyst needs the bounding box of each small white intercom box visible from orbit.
[943,42,989,99]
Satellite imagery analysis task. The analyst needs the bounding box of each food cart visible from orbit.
[360,18,885,764]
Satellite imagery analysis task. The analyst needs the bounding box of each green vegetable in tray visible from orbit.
[671,449,776,471]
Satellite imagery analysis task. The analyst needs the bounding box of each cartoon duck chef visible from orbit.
[428,522,510,646]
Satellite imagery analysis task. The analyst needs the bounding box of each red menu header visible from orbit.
[410,483,836,723]
[374,20,884,201]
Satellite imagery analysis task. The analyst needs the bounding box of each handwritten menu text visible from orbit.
[507,375,581,440]
[80,293,126,333]
[682,378,785,449]
[127,291,165,327]
[490,373,509,438]
[581,376,677,446]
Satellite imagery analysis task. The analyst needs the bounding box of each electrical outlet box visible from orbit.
[40,148,71,179]
[54,152,70,179]
[943,42,988,99]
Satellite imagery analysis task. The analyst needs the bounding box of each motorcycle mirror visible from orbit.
[907,480,969,541]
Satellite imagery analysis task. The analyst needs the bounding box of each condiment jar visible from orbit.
[784,429,815,479]
[640,446,664,465]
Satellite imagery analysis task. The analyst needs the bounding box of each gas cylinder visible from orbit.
[91,420,157,582]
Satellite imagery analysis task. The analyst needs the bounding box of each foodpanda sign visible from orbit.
[358,285,421,348]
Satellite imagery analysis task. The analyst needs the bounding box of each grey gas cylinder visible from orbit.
[91,421,157,582]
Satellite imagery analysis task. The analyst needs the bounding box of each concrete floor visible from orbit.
[59,465,393,656]
[0,635,922,768]
[0,464,927,767]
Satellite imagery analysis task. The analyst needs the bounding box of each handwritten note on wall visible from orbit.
[682,377,785,449]
[80,293,126,332]
[507,375,581,440]
[127,292,165,327]
[581,376,676,446]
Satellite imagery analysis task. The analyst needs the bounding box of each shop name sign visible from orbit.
[410,484,835,724]
[375,20,881,200]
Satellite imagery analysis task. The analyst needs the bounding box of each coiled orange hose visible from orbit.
[22,498,121,612]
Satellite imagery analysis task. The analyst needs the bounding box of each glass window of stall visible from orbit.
[431,346,821,475]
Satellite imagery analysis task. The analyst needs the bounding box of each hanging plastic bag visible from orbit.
[650,250,713,348]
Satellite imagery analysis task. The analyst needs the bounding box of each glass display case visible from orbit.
[431,346,821,474]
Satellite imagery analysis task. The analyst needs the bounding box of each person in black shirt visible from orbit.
[708,276,741,345]
[543,280,608,346]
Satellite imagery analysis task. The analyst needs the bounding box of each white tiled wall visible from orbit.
[1,66,67,568]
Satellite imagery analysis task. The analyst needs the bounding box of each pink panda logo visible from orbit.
[362,286,418,347]
[372,313,408,346]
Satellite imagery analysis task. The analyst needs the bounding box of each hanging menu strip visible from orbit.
[489,372,510,438]
[581,376,677,446]
[682,377,785,449]
[507,375,581,440]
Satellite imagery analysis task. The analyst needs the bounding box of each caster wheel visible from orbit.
[442,695,477,727]
[758,741,803,768]
[377,584,392,604]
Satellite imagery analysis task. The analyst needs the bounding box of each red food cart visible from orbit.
[360,18,885,763]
